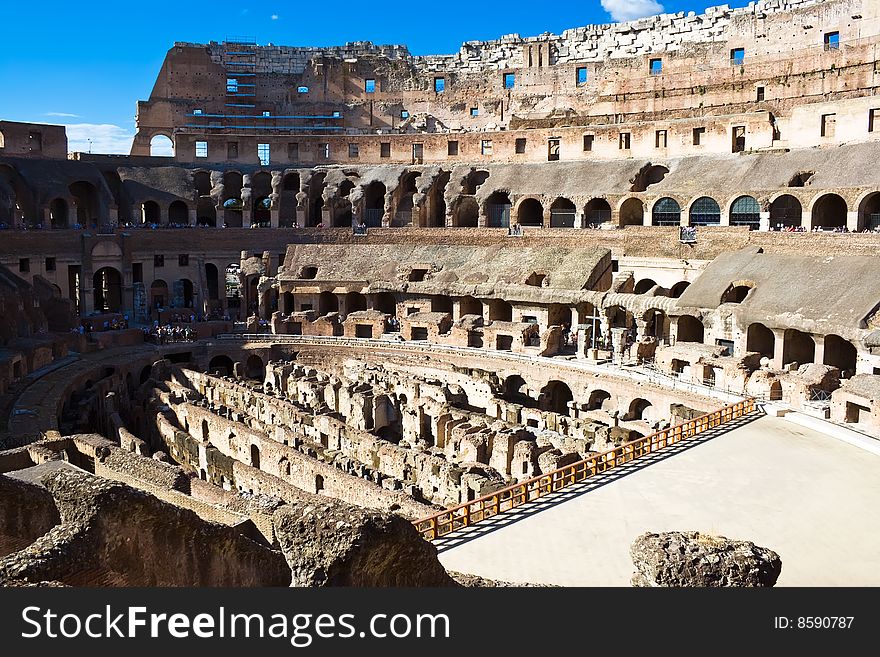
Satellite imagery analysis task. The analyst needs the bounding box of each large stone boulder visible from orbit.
[273,497,457,587]
[630,531,782,587]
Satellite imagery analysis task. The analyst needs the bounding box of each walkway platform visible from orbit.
[437,414,880,586]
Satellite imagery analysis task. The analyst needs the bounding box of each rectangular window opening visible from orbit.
[380,142,391,158]
[470,107,479,117]
[195,141,208,158]
[693,127,706,145]
[655,130,667,148]
[583,134,594,152]
[348,143,359,158]
[732,125,746,153]
[576,67,588,86]
[515,138,527,154]
[824,31,840,50]
[649,58,662,75]
[154,255,164,268]
[434,77,445,93]
[19,258,29,273]
[45,257,56,272]
[227,142,239,159]
[821,113,836,138]
[320,143,329,159]
[756,86,765,102]
[447,140,459,156]
[481,139,493,155]
[547,138,560,161]
[258,143,270,165]
[868,108,879,133]
[178,254,189,267]
[730,48,745,65]
[288,142,299,161]
[365,78,376,93]
[503,72,515,89]
[619,132,631,150]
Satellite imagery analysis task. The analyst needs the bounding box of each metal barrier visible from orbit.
[413,398,756,541]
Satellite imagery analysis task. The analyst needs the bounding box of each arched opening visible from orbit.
[281,172,301,227]
[652,198,681,226]
[730,195,760,228]
[747,323,775,359]
[643,308,666,340]
[93,267,122,312]
[251,171,273,227]
[783,329,815,367]
[516,197,543,227]
[630,164,668,192]
[205,263,219,302]
[618,198,644,227]
[250,444,261,469]
[431,295,453,314]
[811,193,847,229]
[177,278,194,308]
[333,179,355,227]
[315,474,324,493]
[150,279,169,310]
[209,354,234,376]
[428,171,450,227]
[606,305,631,330]
[541,380,574,415]
[168,200,188,226]
[141,200,161,225]
[49,198,68,229]
[196,197,216,227]
[363,181,386,227]
[584,198,612,227]
[308,172,326,227]
[548,303,573,327]
[372,291,396,316]
[393,171,418,226]
[149,134,174,157]
[225,264,242,320]
[201,419,210,442]
[462,170,490,195]
[222,172,244,228]
[138,366,151,384]
[280,291,294,314]
[502,374,535,407]
[488,299,513,322]
[318,291,339,316]
[721,284,752,304]
[823,334,856,376]
[857,192,880,231]
[245,354,265,380]
[459,296,482,318]
[628,398,653,421]
[669,281,690,298]
[634,279,657,294]
[689,197,721,226]
[453,197,479,227]
[587,389,612,411]
[770,195,802,229]
[194,171,212,196]
[549,197,576,228]
[676,315,704,343]
[345,291,367,313]
[69,181,100,227]
[487,191,512,228]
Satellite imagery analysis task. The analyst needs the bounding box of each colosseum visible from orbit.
[1,0,879,587]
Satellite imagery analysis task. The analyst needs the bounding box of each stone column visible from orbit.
[847,210,859,232]
[772,329,786,370]
[759,210,770,231]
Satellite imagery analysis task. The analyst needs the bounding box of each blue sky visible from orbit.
[0,0,747,154]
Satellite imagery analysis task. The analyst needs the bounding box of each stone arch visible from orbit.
[823,334,856,376]
[486,191,512,228]
[617,197,644,227]
[856,191,880,231]
[549,197,576,228]
[747,323,775,359]
[333,179,355,227]
[318,291,338,315]
[251,171,273,227]
[201,419,210,442]
[459,296,482,318]
[209,354,234,376]
[363,181,386,227]
[345,291,367,313]
[48,198,69,229]
[634,279,657,294]
[584,198,612,226]
[245,354,265,380]
[93,267,122,313]
[307,172,327,227]
[782,328,815,367]
[548,303,573,327]
[809,193,847,229]
[141,200,161,225]
[196,197,216,227]
[428,170,451,227]
[250,444,261,469]
[651,197,681,226]
[69,181,100,227]
[676,315,704,343]
[688,196,721,226]
[502,374,536,407]
[488,299,512,322]
[587,389,612,411]
[168,200,188,225]
[728,195,761,228]
[372,291,396,315]
[149,134,174,157]
[769,194,802,229]
[462,170,490,195]
[627,398,653,421]
[669,281,690,298]
[540,380,574,415]
[453,196,479,227]
[515,196,543,227]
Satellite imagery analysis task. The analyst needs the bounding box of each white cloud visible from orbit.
[271,14,279,20]
[44,112,80,118]
[63,123,138,155]
[600,0,664,22]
